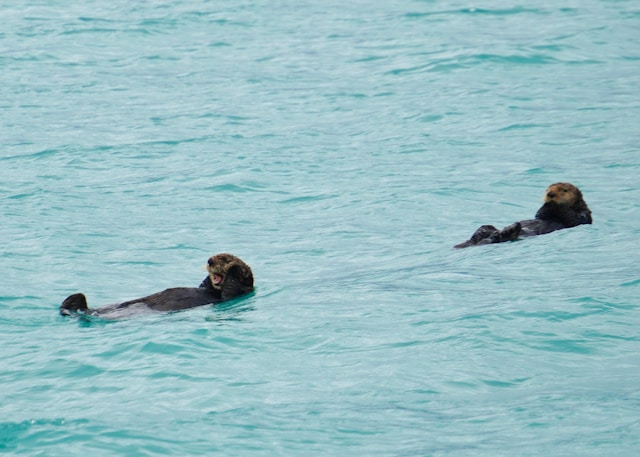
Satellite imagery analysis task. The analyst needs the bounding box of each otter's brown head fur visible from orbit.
[536,182,592,227]
[543,182,582,206]
[205,253,254,300]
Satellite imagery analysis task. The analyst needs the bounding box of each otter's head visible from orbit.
[206,253,254,299]
[543,182,583,207]
[539,182,592,225]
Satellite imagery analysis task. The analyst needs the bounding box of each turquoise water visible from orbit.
[2,0,639,455]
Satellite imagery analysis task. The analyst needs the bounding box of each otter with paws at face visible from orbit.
[454,183,592,249]
[60,253,254,319]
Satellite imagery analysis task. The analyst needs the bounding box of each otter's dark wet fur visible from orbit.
[454,183,592,249]
[60,253,254,319]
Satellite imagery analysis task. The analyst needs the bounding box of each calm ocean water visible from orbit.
[2,1,639,455]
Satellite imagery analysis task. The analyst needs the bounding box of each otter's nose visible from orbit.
[547,191,555,199]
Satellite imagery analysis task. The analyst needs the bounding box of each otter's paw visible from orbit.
[471,225,500,243]
[497,222,522,242]
[454,225,500,248]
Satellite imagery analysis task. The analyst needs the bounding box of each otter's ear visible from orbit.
[221,264,254,300]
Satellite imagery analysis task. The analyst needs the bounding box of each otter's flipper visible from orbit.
[453,225,500,249]
[453,222,521,249]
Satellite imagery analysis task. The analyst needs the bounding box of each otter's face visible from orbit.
[206,253,254,295]
[543,182,580,206]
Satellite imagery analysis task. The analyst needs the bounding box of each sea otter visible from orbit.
[60,253,254,319]
[454,182,592,248]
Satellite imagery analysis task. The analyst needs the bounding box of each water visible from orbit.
[2,1,639,455]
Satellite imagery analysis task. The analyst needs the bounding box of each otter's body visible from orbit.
[60,253,253,319]
[61,288,222,319]
[454,183,592,249]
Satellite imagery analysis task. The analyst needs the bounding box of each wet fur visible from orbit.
[454,183,592,249]
[60,253,254,319]
[198,253,254,299]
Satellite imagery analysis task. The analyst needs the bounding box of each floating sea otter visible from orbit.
[60,253,254,319]
[454,182,592,248]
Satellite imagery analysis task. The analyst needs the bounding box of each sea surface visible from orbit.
[2,1,639,455]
